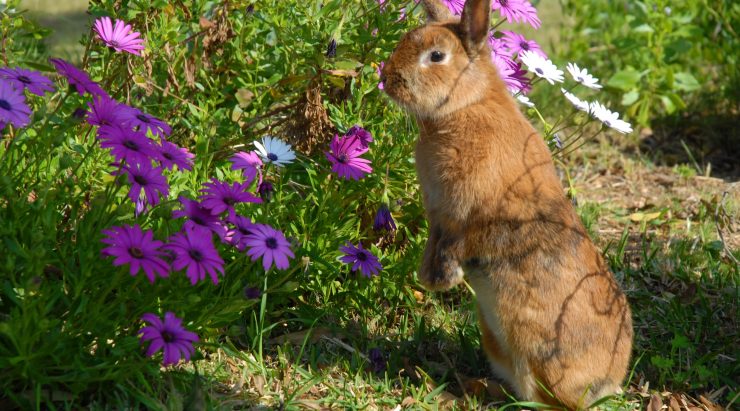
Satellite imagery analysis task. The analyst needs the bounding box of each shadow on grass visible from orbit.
[637,93,740,182]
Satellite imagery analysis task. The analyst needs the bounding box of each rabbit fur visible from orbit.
[381,0,633,408]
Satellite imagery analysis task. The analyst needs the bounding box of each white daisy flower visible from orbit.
[519,51,564,85]
[516,94,535,107]
[561,88,590,113]
[589,101,633,134]
[566,62,602,89]
[254,136,296,167]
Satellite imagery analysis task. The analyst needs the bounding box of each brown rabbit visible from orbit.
[381,0,633,408]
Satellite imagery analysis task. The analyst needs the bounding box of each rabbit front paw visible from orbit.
[419,229,465,291]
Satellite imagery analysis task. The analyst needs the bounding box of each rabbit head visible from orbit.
[382,0,504,119]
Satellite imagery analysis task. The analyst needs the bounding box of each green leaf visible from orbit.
[674,72,700,92]
[607,69,643,91]
[660,94,676,114]
[621,90,640,106]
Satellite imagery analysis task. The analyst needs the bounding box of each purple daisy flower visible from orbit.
[229,151,263,186]
[0,80,32,128]
[139,312,199,366]
[157,140,194,171]
[121,106,171,137]
[86,94,131,127]
[373,204,397,232]
[100,224,170,283]
[339,242,382,277]
[121,161,169,208]
[345,125,373,148]
[491,0,541,29]
[501,31,546,58]
[442,0,465,14]
[94,16,145,56]
[225,214,255,251]
[243,223,294,271]
[164,227,225,285]
[376,62,384,90]
[0,67,55,96]
[325,134,373,181]
[98,124,158,165]
[49,58,107,97]
[172,196,227,238]
[199,179,262,216]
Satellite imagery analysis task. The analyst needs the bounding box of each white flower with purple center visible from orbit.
[566,62,602,89]
[519,51,564,85]
[589,101,633,134]
[254,136,295,167]
[560,88,590,113]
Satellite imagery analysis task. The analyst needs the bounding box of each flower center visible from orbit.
[0,99,11,111]
[499,0,508,6]
[123,139,140,150]
[133,175,148,185]
[520,42,530,50]
[535,68,544,75]
[577,76,584,83]
[267,153,278,161]
[192,216,205,225]
[265,237,278,249]
[356,251,368,262]
[136,114,151,123]
[163,152,173,160]
[189,249,204,262]
[17,75,32,84]
[337,154,349,164]
[223,196,236,206]
[604,120,611,127]
[129,246,144,258]
[161,331,175,343]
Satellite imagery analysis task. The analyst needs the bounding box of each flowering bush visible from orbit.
[0,0,642,407]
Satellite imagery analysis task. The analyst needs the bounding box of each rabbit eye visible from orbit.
[430,51,445,63]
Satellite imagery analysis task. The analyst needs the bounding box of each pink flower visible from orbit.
[94,16,145,56]
[325,134,373,181]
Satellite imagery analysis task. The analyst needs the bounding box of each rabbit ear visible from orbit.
[460,0,491,57]
[420,0,453,23]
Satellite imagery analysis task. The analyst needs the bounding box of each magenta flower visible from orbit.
[94,16,145,56]
[121,106,171,137]
[121,161,169,208]
[376,62,384,90]
[224,214,255,251]
[326,134,373,180]
[139,312,199,366]
[442,0,465,14]
[157,140,194,171]
[0,67,55,96]
[49,58,106,97]
[172,197,227,238]
[229,151,263,185]
[0,80,32,128]
[491,0,541,29]
[373,204,397,232]
[339,242,382,277]
[501,31,546,58]
[346,125,373,148]
[100,224,170,283]
[244,223,294,271]
[86,94,131,127]
[164,227,225,285]
[199,179,262,216]
[98,124,158,165]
